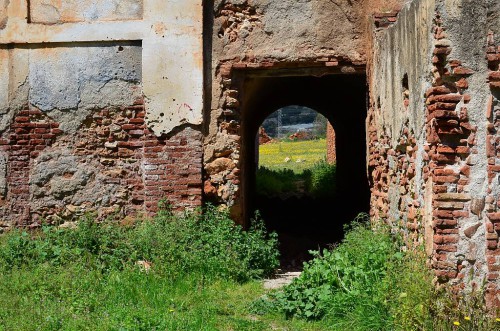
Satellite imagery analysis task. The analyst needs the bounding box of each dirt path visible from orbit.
[263,270,301,290]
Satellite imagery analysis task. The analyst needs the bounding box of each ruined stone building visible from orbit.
[1,0,500,306]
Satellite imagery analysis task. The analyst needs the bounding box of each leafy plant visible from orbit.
[268,214,398,330]
[260,213,500,331]
[0,203,280,282]
[304,158,336,198]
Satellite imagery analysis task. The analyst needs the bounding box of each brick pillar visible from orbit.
[326,122,336,164]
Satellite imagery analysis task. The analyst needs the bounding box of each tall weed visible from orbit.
[264,214,500,330]
[270,214,397,330]
[304,159,336,198]
[0,203,280,282]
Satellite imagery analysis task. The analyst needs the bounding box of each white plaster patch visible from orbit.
[30,0,143,24]
[0,48,9,114]
[0,48,29,133]
[29,45,141,112]
[1,0,204,137]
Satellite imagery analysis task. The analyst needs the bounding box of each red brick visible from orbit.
[437,145,455,154]
[434,234,458,244]
[434,209,453,218]
[455,78,469,89]
[51,129,63,135]
[434,175,459,184]
[453,67,474,75]
[488,240,498,250]
[129,118,145,124]
[129,130,144,136]
[489,71,500,81]
[121,124,137,130]
[433,47,452,55]
[427,94,463,104]
[455,146,470,154]
[488,212,500,222]
[425,86,452,97]
[434,244,458,253]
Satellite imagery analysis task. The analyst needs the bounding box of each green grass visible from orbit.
[257,139,336,198]
[0,265,330,331]
[0,204,293,331]
[259,139,327,173]
[2,200,499,330]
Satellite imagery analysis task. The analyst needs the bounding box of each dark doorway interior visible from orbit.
[240,73,370,270]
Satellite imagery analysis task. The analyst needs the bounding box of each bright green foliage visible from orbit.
[0,203,283,330]
[0,203,279,283]
[269,214,398,330]
[261,216,500,331]
[3,204,500,330]
[304,159,336,198]
[256,160,336,198]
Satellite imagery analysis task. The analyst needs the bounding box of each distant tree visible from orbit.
[312,113,328,138]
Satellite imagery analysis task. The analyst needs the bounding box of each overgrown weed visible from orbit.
[0,203,281,330]
[259,213,500,331]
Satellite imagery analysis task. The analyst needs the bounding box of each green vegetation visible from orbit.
[0,204,285,331]
[1,206,499,330]
[257,139,336,198]
[305,159,337,198]
[256,159,336,198]
[255,166,300,197]
[258,138,327,173]
[257,215,500,330]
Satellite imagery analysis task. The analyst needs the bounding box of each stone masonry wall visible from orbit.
[0,1,204,230]
[326,123,337,164]
[369,0,500,308]
[205,0,371,222]
[0,84,203,230]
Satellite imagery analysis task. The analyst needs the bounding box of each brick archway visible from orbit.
[203,61,370,265]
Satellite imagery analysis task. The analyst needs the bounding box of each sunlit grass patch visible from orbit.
[259,139,327,173]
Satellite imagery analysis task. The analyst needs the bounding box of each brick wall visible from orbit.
[326,123,336,164]
[485,29,500,307]
[369,0,500,309]
[0,98,203,229]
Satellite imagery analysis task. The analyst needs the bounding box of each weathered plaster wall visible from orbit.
[0,0,203,137]
[29,44,142,133]
[370,0,500,308]
[30,0,143,24]
[368,0,434,230]
[213,0,368,65]
[0,0,205,230]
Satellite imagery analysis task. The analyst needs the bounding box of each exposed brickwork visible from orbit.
[425,13,475,285]
[206,58,365,224]
[367,117,419,236]
[0,106,62,227]
[216,1,262,43]
[326,123,336,164]
[485,29,500,308]
[0,99,203,228]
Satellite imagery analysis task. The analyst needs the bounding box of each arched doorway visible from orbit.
[239,73,370,269]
